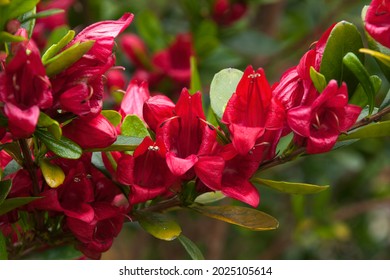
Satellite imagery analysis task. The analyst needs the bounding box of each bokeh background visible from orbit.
[56,0,390,259]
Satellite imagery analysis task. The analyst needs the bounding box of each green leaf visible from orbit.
[0,31,25,43]
[0,197,40,216]
[136,10,166,52]
[191,205,279,231]
[0,0,39,30]
[135,211,182,241]
[39,159,65,188]
[210,68,243,119]
[190,56,202,94]
[0,179,12,205]
[18,6,36,38]
[310,66,327,93]
[177,234,205,260]
[350,75,382,108]
[2,160,21,178]
[22,244,82,260]
[101,110,122,127]
[343,52,376,114]
[380,88,390,110]
[121,115,149,138]
[35,129,82,159]
[194,191,225,204]
[320,21,364,94]
[45,40,95,77]
[252,178,329,195]
[338,121,390,141]
[42,30,75,64]
[37,112,62,139]
[20,8,63,24]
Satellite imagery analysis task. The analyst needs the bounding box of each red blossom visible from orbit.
[51,13,133,117]
[116,137,177,204]
[120,34,149,69]
[365,0,390,48]
[0,31,52,138]
[119,80,150,120]
[287,80,362,154]
[212,0,248,26]
[143,95,175,132]
[222,66,278,156]
[157,89,225,190]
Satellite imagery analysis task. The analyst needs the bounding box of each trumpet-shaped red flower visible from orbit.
[365,0,390,48]
[116,137,177,204]
[51,13,133,117]
[62,114,117,149]
[158,89,224,190]
[287,80,361,154]
[222,66,276,156]
[0,31,52,138]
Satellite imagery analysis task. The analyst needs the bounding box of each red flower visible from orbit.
[116,137,177,204]
[222,66,277,156]
[51,13,133,117]
[287,80,362,154]
[143,95,175,132]
[212,0,248,26]
[119,80,150,120]
[0,31,52,138]
[120,34,149,69]
[152,34,194,84]
[62,114,117,149]
[158,89,225,190]
[365,0,390,48]
[105,69,126,92]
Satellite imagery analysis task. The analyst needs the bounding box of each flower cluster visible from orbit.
[0,0,388,260]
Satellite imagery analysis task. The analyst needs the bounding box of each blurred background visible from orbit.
[44,0,390,259]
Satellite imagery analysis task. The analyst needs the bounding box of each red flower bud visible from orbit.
[62,115,117,149]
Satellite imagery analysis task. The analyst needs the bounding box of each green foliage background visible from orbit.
[64,0,390,259]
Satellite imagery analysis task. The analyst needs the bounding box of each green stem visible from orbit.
[18,139,40,196]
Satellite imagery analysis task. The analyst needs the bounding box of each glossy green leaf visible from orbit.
[194,191,225,204]
[0,197,40,216]
[338,121,390,141]
[191,205,279,231]
[39,159,65,188]
[178,234,205,260]
[20,8,63,24]
[45,40,94,77]
[37,112,62,139]
[310,66,327,93]
[210,68,243,119]
[2,160,20,178]
[0,179,12,205]
[135,211,182,241]
[350,75,382,108]
[0,0,39,30]
[190,56,202,94]
[343,52,375,114]
[252,178,329,195]
[42,30,75,64]
[136,10,166,52]
[121,115,149,138]
[101,110,122,127]
[380,88,390,110]
[35,129,82,159]
[0,31,25,42]
[320,21,364,94]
